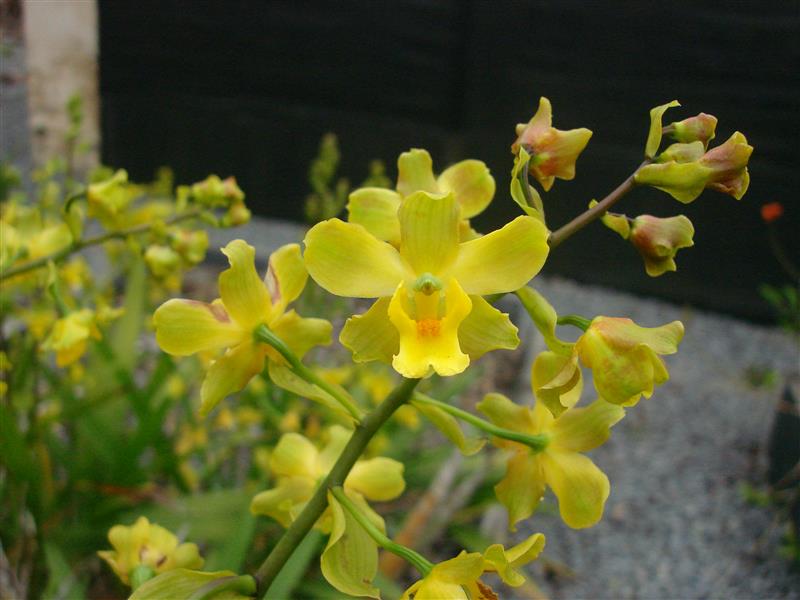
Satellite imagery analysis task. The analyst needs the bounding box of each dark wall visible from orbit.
[99,0,800,321]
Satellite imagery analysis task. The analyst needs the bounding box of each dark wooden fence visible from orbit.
[99,0,800,320]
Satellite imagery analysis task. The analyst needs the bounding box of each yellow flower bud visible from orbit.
[87,169,134,225]
[191,175,244,207]
[42,309,101,367]
[576,317,684,406]
[170,229,208,265]
[144,245,182,279]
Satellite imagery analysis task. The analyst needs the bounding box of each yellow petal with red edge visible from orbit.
[219,240,272,329]
[587,317,684,354]
[345,457,405,501]
[451,216,549,295]
[200,341,265,416]
[541,450,609,528]
[551,398,625,453]
[304,219,407,298]
[457,295,520,360]
[398,191,461,275]
[340,297,399,364]
[154,299,243,356]
[397,148,439,197]
[437,159,495,219]
[531,350,583,417]
[388,279,471,378]
[347,187,402,245]
[265,243,307,312]
[270,432,319,478]
[495,452,546,531]
[269,310,332,359]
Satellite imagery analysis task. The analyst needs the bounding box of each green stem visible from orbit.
[254,377,421,595]
[253,324,363,421]
[547,160,650,249]
[413,393,549,452]
[331,487,433,576]
[556,314,592,331]
[0,209,203,281]
[767,226,800,281]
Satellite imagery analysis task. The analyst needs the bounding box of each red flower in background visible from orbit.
[761,202,784,224]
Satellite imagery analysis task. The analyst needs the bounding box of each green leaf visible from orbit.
[43,542,87,600]
[110,257,147,371]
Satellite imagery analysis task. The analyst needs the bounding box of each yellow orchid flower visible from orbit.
[477,393,624,529]
[400,552,492,600]
[576,317,684,406]
[249,426,405,529]
[518,288,684,413]
[97,516,204,586]
[154,240,332,415]
[42,308,101,367]
[482,532,546,587]
[305,191,549,379]
[399,532,546,597]
[347,148,496,246]
[511,97,593,191]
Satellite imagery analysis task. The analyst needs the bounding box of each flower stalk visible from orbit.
[0,208,203,281]
[253,324,363,421]
[254,376,421,595]
[547,161,650,249]
[413,393,549,451]
[330,486,433,576]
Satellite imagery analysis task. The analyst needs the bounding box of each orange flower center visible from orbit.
[416,318,441,338]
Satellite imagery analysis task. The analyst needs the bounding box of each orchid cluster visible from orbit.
[87,97,757,600]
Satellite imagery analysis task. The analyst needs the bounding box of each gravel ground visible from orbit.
[515,276,800,600]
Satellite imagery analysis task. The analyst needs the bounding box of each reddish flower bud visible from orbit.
[511,97,592,191]
[629,214,694,277]
[698,132,752,200]
[668,113,718,148]
[761,202,784,224]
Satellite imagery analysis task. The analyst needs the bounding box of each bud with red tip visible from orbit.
[511,97,593,191]
[629,214,695,276]
[668,113,718,148]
